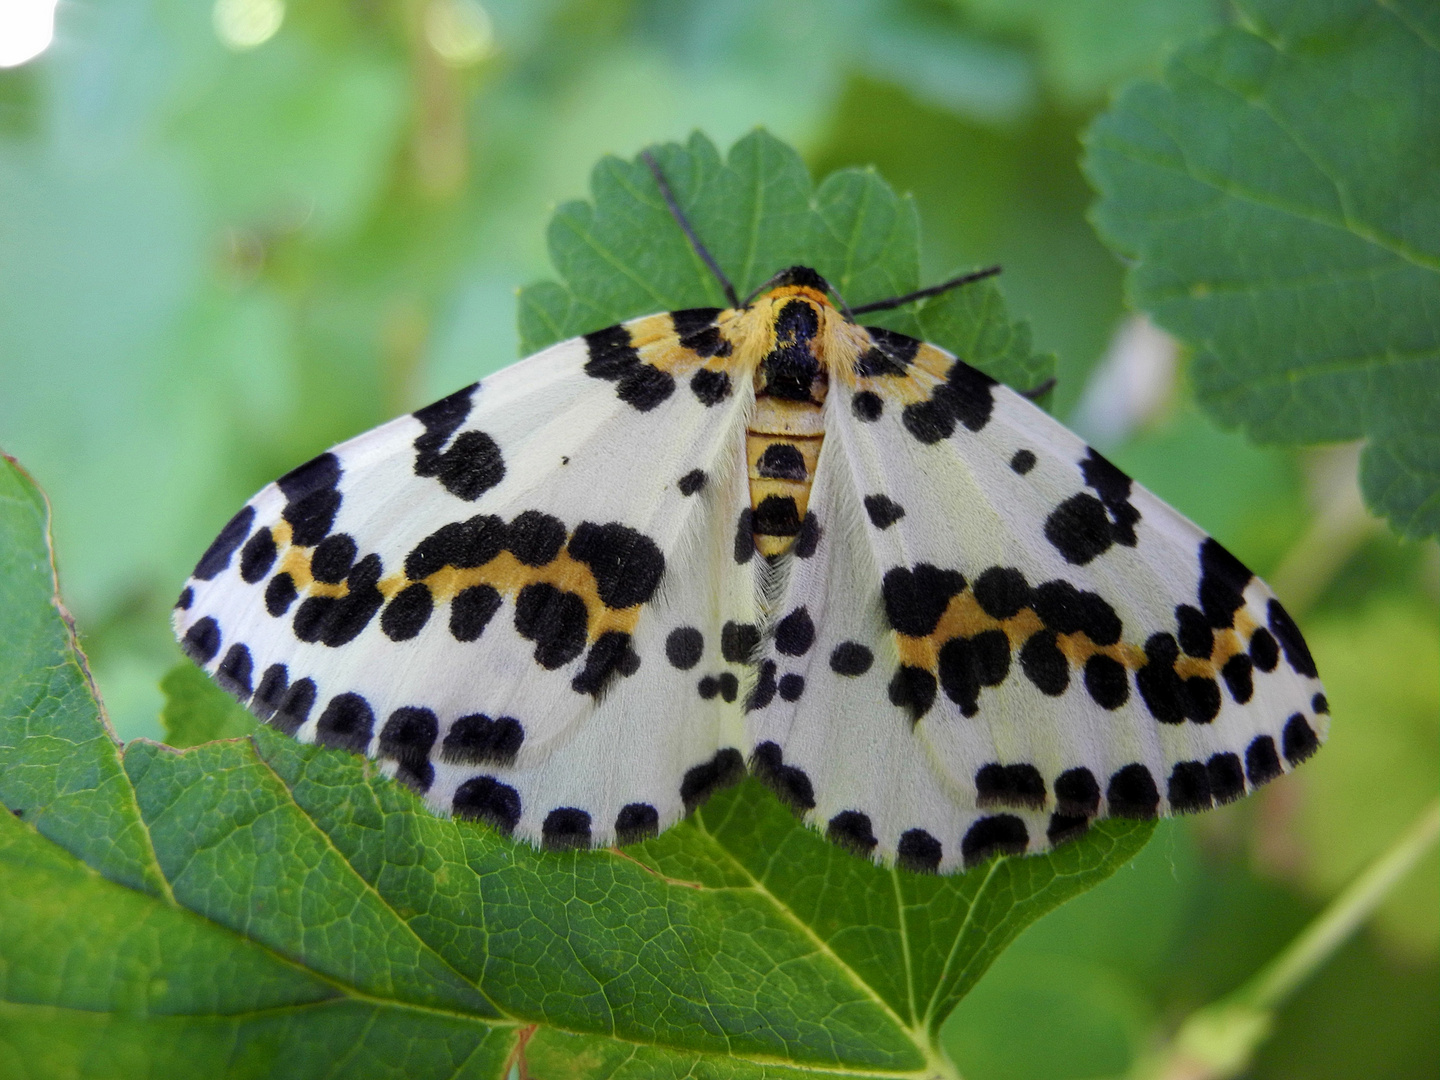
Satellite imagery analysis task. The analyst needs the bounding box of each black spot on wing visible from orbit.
[897,829,942,873]
[678,469,707,496]
[1245,735,1283,787]
[292,554,385,647]
[900,361,997,443]
[269,677,316,735]
[1168,761,1213,813]
[513,583,588,668]
[451,584,501,642]
[852,391,883,422]
[405,515,507,579]
[793,512,822,558]
[733,508,754,564]
[973,567,1031,620]
[571,631,640,696]
[441,714,524,767]
[863,494,905,529]
[194,506,255,581]
[1084,655,1130,709]
[721,621,760,663]
[975,763,1046,811]
[827,811,877,855]
[542,808,593,850]
[1054,767,1100,818]
[744,661,775,711]
[1043,449,1141,566]
[962,815,1028,868]
[216,643,254,700]
[1282,713,1320,764]
[1010,449,1036,475]
[182,617,221,664]
[1031,581,1122,645]
[567,522,665,609]
[881,564,966,636]
[670,308,723,339]
[507,511,567,567]
[863,325,920,365]
[239,528,277,584]
[888,665,937,723]
[1268,600,1318,678]
[690,369,731,406]
[938,629,1010,716]
[584,324,675,411]
[774,607,815,656]
[311,534,357,584]
[680,748,744,812]
[381,583,433,641]
[615,803,659,845]
[252,664,289,722]
[829,641,873,676]
[1106,764,1159,818]
[1198,537,1252,629]
[378,707,438,792]
[665,627,704,670]
[1019,629,1068,696]
[265,572,297,616]
[1249,627,1279,672]
[315,692,375,754]
[411,384,503,501]
[1208,752,1245,804]
[750,742,815,813]
[452,775,521,834]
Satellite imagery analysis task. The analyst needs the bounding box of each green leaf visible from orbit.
[159,661,261,749]
[518,129,1054,395]
[0,453,168,898]
[1084,0,1440,538]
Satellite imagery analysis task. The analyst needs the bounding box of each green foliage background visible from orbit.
[0,0,1435,1076]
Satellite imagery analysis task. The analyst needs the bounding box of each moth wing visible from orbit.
[746,340,1325,872]
[176,317,758,848]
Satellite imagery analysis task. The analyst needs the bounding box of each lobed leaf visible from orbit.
[1084,0,1440,538]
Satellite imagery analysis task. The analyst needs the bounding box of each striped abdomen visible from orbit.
[748,296,828,557]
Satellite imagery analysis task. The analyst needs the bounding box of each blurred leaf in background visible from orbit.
[0,0,1435,1076]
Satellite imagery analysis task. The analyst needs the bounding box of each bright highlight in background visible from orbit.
[0,0,60,67]
[213,0,285,51]
[424,0,495,67]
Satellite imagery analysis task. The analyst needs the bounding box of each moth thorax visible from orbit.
[755,298,830,406]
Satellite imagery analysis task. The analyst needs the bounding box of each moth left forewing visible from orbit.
[177,315,761,850]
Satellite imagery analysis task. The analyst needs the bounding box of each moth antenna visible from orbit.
[641,150,740,309]
[850,265,1003,315]
[1018,377,1057,401]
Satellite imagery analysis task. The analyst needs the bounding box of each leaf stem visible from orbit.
[1137,797,1440,1080]
[1239,797,1439,1012]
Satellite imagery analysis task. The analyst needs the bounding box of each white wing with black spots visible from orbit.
[175,329,758,849]
[744,341,1325,870]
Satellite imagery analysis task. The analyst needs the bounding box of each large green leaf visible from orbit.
[1084,0,1440,538]
[519,129,1054,396]
[0,132,1152,1075]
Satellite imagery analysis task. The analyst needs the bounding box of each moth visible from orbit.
[175,154,1325,874]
